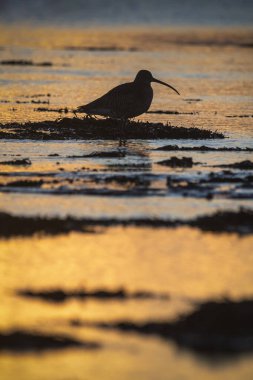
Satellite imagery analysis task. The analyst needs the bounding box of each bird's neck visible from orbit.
[134,80,151,88]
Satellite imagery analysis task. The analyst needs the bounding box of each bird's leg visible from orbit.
[72,110,79,119]
[119,118,127,146]
[84,114,97,120]
[119,119,123,144]
[123,119,129,145]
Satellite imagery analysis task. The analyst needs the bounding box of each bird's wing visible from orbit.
[101,83,137,107]
[77,83,137,116]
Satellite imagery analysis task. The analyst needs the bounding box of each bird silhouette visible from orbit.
[76,70,179,120]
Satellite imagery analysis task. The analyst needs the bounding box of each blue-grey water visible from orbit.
[1,0,253,26]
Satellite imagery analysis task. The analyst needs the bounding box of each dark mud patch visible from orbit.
[0,186,154,197]
[0,117,224,140]
[17,288,169,303]
[166,171,253,200]
[101,174,150,187]
[23,94,51,98]
[207,171,253,183]
[1,154,21,157]
[155,145,253,152]
[164,39,253,48]
[34,107,69,113]
[0,158,31,166]
[15,100,30,104]
[64,46,138,52]
[226,114,253,118]
[183,98,202,102]
[217,160,253,170]
[89,299,253,354]
[0,60,53,67]
[158,157,194,168]
[190,208,253,234]
[31,100,50,105]
[0,330,99,352]
[166,178,214,199]
[0,180,43,188]
[68,150,127,159]
[0,208,252,238]
[0,212,96,238]
[107,162,152,171]
[147,110,197,115]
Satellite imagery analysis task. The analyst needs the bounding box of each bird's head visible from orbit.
[134,70,180,95]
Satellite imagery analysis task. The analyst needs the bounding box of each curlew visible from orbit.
[76,70,179,121]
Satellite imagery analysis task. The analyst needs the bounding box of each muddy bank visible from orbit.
[34,107,69,113]
[17,288,169,303]
[0,60,52,66]
[217,160,253,170]
[68,150,127,158]
[226,114,253,118]
[190,209,253,234]
[0,179,43,188]
[0,212,96,237]
[0,117,224,140]
[88,299,253,354]
[155,145,253,152]
[0,208,252,238]
[0,330,99,352]
[23,94,51,98]
[157,157,194,168]
[0,158,31,166]
[147,110,197,115]
[183,98,202,102]
[64,45,138,52]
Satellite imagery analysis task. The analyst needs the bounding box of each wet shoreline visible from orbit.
[1,208,252,237]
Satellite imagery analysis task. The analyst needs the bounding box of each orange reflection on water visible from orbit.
[1,227,253,329]
[0,227,253,380]
[1,25,253,50]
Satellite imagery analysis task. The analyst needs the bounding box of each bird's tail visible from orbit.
[75,105,89,113]
[72,105,91,118]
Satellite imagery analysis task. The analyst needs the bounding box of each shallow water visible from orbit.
[1,228,253,380]
[0,24,253,380]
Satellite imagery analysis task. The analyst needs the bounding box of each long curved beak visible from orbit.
[152,77,180,95]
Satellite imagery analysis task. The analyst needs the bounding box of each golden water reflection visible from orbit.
[0,227,253,379]
[1,227,253,329]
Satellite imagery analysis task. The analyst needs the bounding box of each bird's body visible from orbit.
[76,70,179,120]
[78,82,153,119]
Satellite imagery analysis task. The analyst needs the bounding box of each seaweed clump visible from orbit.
[0,208,252,238]
[17,287,169,303]
[0,212,93,238]
[68,150,126,158]
[0,330,99,351]
[218,160,253,170]
[0,60,52,66]
[190,208,253,234]
[90,299,253,354]
[0,118,224,140]
[0,158,31,166]
[157,156,194,168]
[155,145,253,152]
[1,180,43,188]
